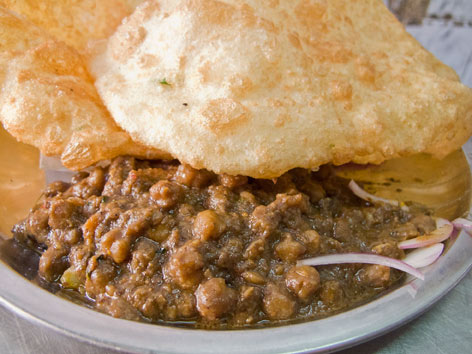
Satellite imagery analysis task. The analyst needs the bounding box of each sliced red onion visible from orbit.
[298,253,424,280]
[403,243,444,268]
[449,227,460,243]
[348,180,409,211]
[406,282,419,298]
[398,218,453,249]
[452,218,472,236]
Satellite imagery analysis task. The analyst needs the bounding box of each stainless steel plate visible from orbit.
[0,126,471,354]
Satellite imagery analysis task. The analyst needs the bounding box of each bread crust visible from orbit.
[90,0,472,178]
[0,8,169,170]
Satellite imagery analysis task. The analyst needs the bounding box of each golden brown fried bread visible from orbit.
[0,8,169,170]
[90,0,472,178]
[0,0,145,51]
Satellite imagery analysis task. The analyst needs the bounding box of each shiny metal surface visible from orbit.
[1,272,471,354]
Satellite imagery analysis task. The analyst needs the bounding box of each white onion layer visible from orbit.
[348,180,409,211]
[298,253,424,280]
[452,218,472,236]
[398,218,453,249]
[406,282,419,298]
[403,243,444,268]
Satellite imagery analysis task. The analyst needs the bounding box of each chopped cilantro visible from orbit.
[159,78,171,86]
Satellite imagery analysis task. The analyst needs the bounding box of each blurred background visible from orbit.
[387,0,472,86]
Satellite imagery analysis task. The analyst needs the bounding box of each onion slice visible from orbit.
[398,218,453,249]
[298,253,424,280]
[403,243,444,268]
[406,282,419,298]
[348,180,409,211]
[452,218,472,236]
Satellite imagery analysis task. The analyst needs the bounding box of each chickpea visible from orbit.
[196,278,237,320]
[193,210,226,241]
[285,265,320,301]
[150,180,181,209]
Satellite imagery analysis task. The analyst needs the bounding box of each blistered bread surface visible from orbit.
[88,0,472,178]
[0,0,146,51]
[0,8,169,170]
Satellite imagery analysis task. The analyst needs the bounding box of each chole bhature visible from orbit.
[1,0,472,328]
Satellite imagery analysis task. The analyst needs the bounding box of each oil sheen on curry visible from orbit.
[12,156,437,328]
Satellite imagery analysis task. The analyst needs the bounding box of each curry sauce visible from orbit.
[12,156,437,328]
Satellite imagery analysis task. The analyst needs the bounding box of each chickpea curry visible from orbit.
[12,156,436,328]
